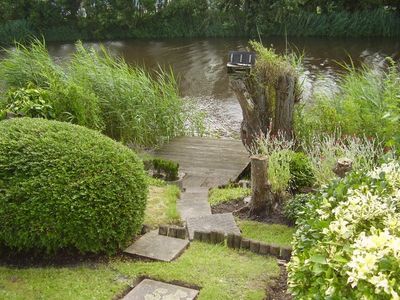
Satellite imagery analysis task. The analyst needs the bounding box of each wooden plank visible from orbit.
[154,137,249,188]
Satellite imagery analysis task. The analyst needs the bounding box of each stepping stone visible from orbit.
[186,213,241,240]
[178,187,211,220]
[123,279,199,300]
[124,231,189,262]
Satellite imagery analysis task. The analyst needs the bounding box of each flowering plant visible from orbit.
[288,161,400,299]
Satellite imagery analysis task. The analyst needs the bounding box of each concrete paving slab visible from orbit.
[124,231,189,262]
[123,279,199,300]
[178,187,211,220]
[186,213,241,240]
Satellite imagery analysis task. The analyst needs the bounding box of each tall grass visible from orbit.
[295,60,400,150]
[302,134,385,185]
[0,20,35,46]
[264,9,400,37]
[0,40,188,148]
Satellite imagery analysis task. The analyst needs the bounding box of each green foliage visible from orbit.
[1,85,54,119]
[69,42,186,146]
[302,134,386,185]
[0,40,188,148]
[0,118,148,254]
[289,152,315,192]
[283,194,309,224]
[0,20,35,45]
[152,158,180,181]
[208,186,251,206]
[288,161,400,299]
[0,2,399,43]
[295,60,400,151]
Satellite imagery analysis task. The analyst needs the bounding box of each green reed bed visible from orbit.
[0,40,187,148]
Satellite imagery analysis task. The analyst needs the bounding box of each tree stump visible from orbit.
[249,155,272,216]
[333,158,353,178]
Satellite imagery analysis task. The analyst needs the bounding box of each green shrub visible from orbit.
[0,118,148,254]
[283,194,309,224]
[1,85,54,119]
[289,152,315,192]
[288,161,400,299]
[152,158,179,181]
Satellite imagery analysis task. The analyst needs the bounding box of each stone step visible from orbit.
[178,187,211,220]
[124,231,189,262]
[186,213,241,240]
[123,279,199,300]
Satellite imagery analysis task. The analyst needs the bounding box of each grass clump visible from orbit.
[295,60,400,151]
[208,186,251,206]
[238,220,295,247]
[144,185,181,228]
[0,118,148,254]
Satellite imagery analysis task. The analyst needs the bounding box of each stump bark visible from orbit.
[230,73,297,149]
[249,155,272,216]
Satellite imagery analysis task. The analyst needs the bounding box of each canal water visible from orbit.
[46,37,400,136]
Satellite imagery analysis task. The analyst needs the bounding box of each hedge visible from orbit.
[0,118,148,254]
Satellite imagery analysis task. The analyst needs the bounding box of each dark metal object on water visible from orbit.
[227,51,256,73]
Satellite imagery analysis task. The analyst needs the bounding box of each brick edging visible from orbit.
[193,230,292,261]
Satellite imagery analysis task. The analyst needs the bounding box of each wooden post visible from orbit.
[250,155,271,216]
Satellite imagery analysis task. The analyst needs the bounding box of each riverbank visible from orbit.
[1,8,400,46]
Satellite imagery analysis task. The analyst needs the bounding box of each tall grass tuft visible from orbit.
[295,59,400,150]
[69,42,185,146]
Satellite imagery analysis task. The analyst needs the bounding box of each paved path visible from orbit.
[124,137,249,297]
[156,136,248,237]
[155,136,249,188]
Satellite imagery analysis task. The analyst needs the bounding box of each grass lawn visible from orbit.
[144,184,181,228]
[208,187,251,206]
[0,243,280,300]
[0,182,289,300]
[238,220,295,247]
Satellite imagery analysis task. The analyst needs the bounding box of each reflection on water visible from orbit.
[43,37,400,135]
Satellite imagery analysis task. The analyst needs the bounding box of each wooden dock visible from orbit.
[155,136,249,188]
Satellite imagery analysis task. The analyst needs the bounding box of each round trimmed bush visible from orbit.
[0,118,148,254]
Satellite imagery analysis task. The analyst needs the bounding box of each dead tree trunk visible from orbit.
[249,155,272,216]
[230,72,297,149]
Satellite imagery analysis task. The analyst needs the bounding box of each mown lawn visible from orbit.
[0,243,279,300]
[0,183,289,300]
[238,220,295,247]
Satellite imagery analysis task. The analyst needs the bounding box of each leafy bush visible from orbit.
[289,152,315,192]
[152,158,179,181]
[0,118,148,254]
[253,133,295,194]
[288,161,400,299]
[284,194,309,224]
[1,85,54,119]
